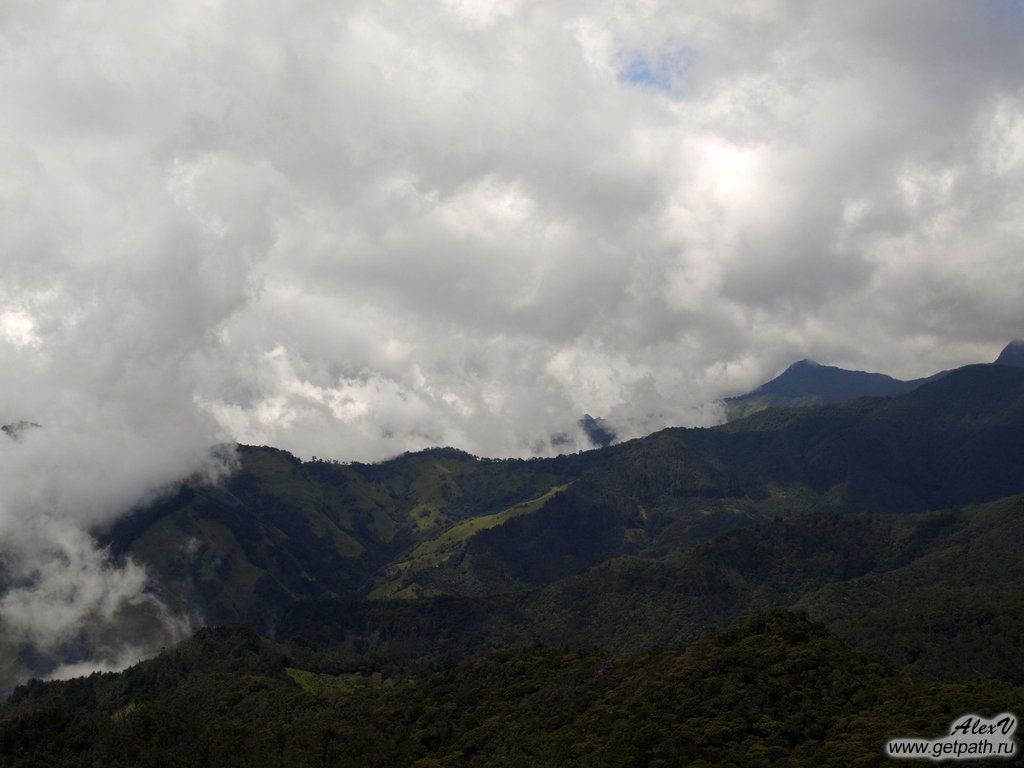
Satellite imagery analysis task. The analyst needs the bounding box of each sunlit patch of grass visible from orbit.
[285,668,377,697]
[369,484,571,599]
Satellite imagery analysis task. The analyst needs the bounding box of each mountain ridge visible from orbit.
[72,362,1024,657]
[721,339,1024,420]
[3,355,1024,693]
[3,354,1024,765]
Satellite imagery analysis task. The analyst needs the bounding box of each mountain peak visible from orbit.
[994,340,1024,367]
[723,358,916,420]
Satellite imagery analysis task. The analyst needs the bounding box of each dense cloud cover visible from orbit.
[4,0,1024,461]
[1,0,1024,670]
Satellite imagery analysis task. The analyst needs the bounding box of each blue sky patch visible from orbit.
[616,45,694,94]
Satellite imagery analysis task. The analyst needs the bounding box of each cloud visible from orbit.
[1,0,1024,677]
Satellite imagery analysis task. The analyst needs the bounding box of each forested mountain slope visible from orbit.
[276,493,1024,685]
[101,363,1024,625]
[2,612,1018,768]
[3,362,1024,764]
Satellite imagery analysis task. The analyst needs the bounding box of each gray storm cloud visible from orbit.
[1,0,1024,675]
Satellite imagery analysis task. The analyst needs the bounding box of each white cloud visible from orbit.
[0,309,40,349]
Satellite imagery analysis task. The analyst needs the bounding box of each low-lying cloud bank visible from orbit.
[0,425,232,685]
[1,0,1023,681]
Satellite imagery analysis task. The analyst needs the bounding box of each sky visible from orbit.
[1,0,1024,672]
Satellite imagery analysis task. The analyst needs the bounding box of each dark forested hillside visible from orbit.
[2,612,1018,768]
[100,362,1024,627]
[275,493,1024,685]
[356,363,1024,601]
[98,445,584,624]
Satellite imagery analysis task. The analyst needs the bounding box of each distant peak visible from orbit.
[2,421,40,440]
[994,340,1024,367]
[772,359,828,379]
[579,414,616,448]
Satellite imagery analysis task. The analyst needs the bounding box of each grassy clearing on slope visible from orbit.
[368,483,571,599]
[284,668,381,697]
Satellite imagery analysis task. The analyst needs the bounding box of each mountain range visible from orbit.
[3,344,1024,765]
[721,338,1024,420]
[56,360,1023,636]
